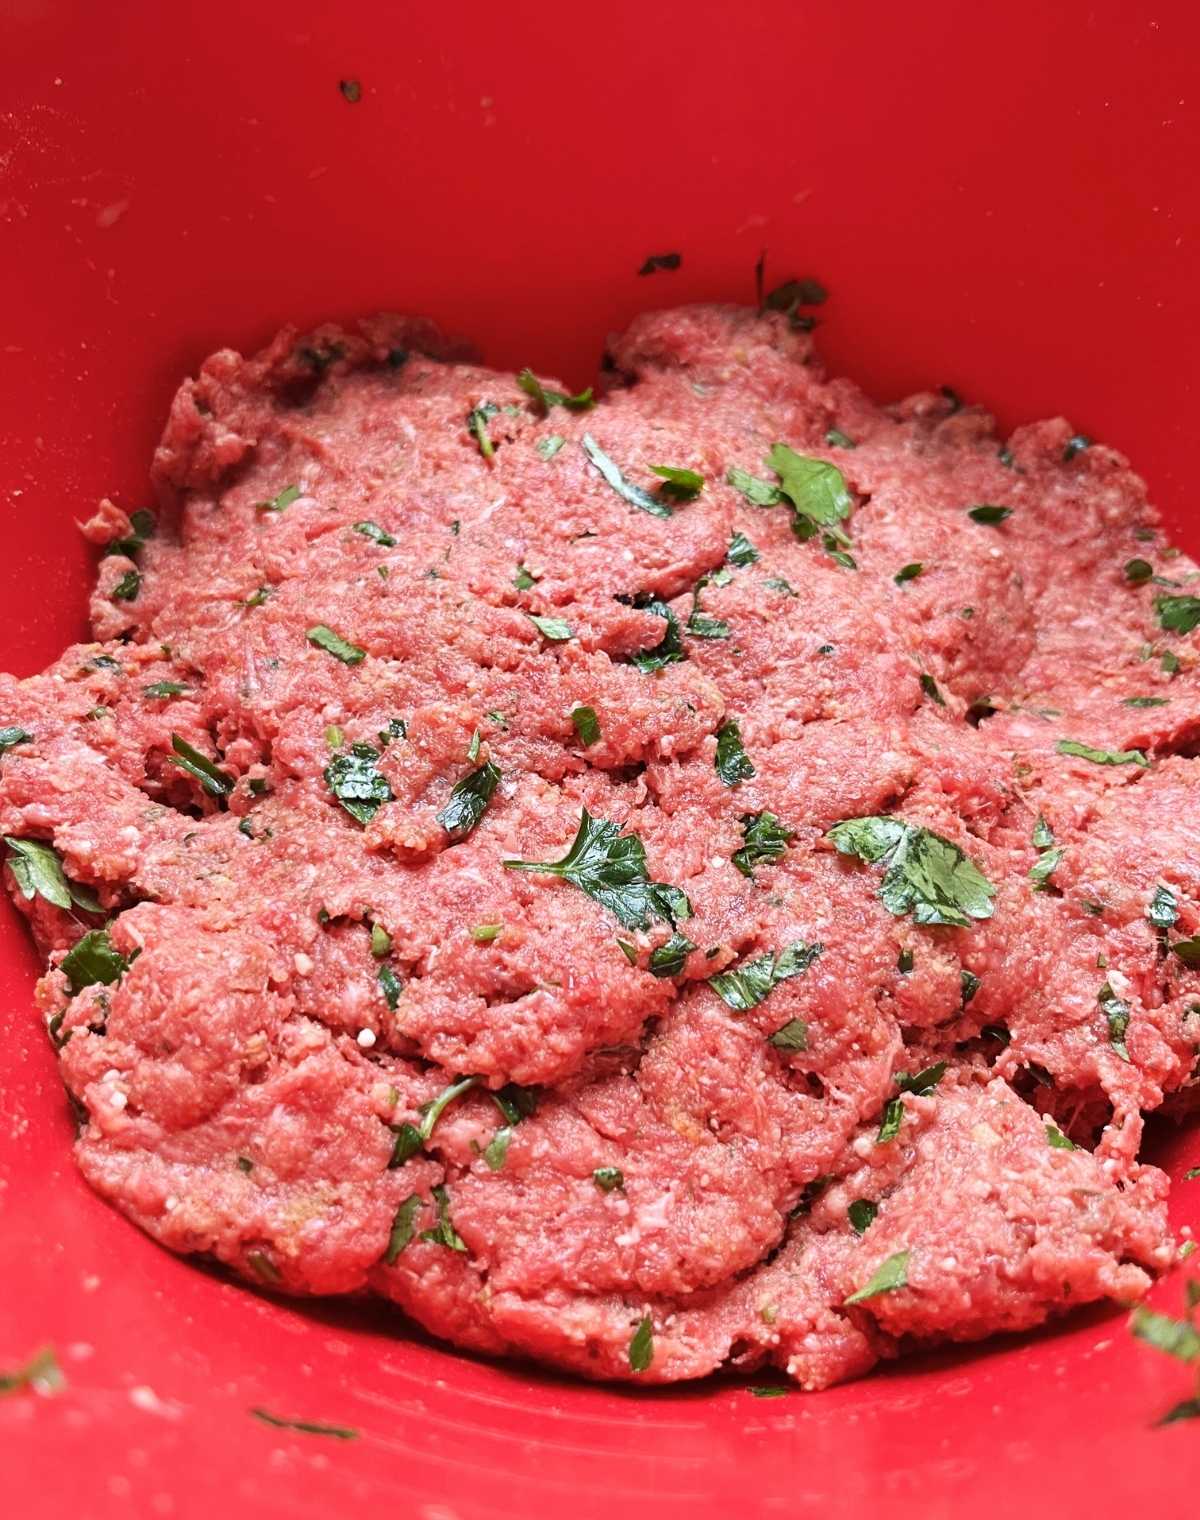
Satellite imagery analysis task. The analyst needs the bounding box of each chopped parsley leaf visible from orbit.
[1173,937,1200,968]
[167,734,235,796]
[250,1407,358,1440]
[727,531,759,566]
[768,1017,809,1051]
[354,520,396,547]
[825,428,856,449]
[714,720,755,787]
[111,569,141,601]
[258,485,300,513]
[1063,434,1091,462]
[1032,816,1055,849]
[748,1385,790,1399]
[897,948,914,973]
[1098,982,1132,1061]
[707,941,822,1011]
[436,761,501,841]
[919,672,946,706]
[894,562,923,584]
[961,970,981,1005]
[571,705,601,746]
[536,435,566,459]
[650,464,704,500]
[504,808,690,932]
[378,963,403,1009]
[593,1167,625,1192]
[1029,844,1064,887]
[895,1062,946,1096]
[628,1315,654,1372]
[765,576,797,596]
[0,1345,65,1398]
[385,1195,423,1263]
[324,745,392,825]
[514,563,539,590]
[4,837,100,912]
[338,78,362,104]
[470,923,502,943]
[516,368,594,412]
[687,610,730,640]
[1148,884,1178,929]
[306,625,366,664]
[726,466,781,507]
[1056,738,1149,768]
[582,434,671,517]
[877,1098,904,1143]
[527,613,572,642]
[848,1199,878,1234]
[844,1249,910,1306]
[1045,1122,1076,1150]
[649,932,695,978]
[61,929,131,994]
[0,726,32,754]
[1125,558,1154,585]
[390,1076,479,1166]
[1156,594,1200,635]
[732,810,794,879]
[966,504,1012,525]
[143,682,189,699]
[419,1184,467,1251]
[1123,695,1169,707]
[1130,1305,1200,1363]
[467,402,499,459]
[766,444,853,545]
[827,816,996,927]
[370,923,392,958]
[629,599,684,672]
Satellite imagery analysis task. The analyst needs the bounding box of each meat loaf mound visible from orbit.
[3,305,1197,1388]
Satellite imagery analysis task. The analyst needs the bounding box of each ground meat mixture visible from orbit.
[3,304,1196,1388]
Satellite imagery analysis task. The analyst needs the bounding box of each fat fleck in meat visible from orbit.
[1,305,1193,1387]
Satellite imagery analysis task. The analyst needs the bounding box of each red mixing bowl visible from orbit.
[3,4,1199,1515]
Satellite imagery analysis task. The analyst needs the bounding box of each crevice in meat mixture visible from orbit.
[2,304,1196,1387]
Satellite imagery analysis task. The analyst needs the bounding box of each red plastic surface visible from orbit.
[3,4,1199,1515]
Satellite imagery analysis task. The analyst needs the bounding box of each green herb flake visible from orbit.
[726,466,782,508]
[353,520,396,547]
[844,1249,910,1306]
[571,705,601,746]
[895,1062,946,1096]
[1123,695,1170,708]
[766,443,853,543]
[825,428,856,449]
[436,761,501,841]
[390,1076,480,1168]
[516,369,594,412]
[748,1384,790,1399]
[638,252,682,275]
[848,1199,878,1234]
[246,1250,283,1283]
[1063,434,1092,462]
[338,77,362,104]
[61,929,131,994]
[325,745,393,825]
[876,1096,905,1143]
[1056,738,1149,768]
[582,434,671,517]
[629,599,685,672]
[4,837,75,910]
[142,682,189,700]
[1032,815,1055,849]
[306,625,366,665]
[1029,845,1064,887]
[384,1194,423,1264]
[0,1345,65,1398]
[765,576,797,596]
[708,941,822,1012]
[0,726,33,755]
[966,504,1012,525]
[483,1127,513,1170]
[1045,1122,1077,1150]
[1125,558,1154,585]
[527,613,573,642]
[1173,937,1200,968]
[732,810,794,880]
[650,464,704,500]
[378,963,403,1010]
[1148,884,1179,930]
[504,808,690,932]
[897,948,914,974]
[827,816,996,927]
[111,569,141,602]
[894,562,924,584]
[1156,595,1200,636]
[628,1315,654,1373]
[369,923,392,959]
[258,484,301,513]
[250,1407,357,1440]
[687,611,731,640]
[513,563,539,590]
[467,402,499,459]
[536,435,566,460]
[648,932,696,978]
[1098,982,1132,1061]
[767,1017,809,1051]
[470,923,502,943]
[714,720,755,787]
[919,672,946,707]
[727,532,759,566]
[593,1166,625,1192]
[1130,1305,1200,1363]
[419,1183,468,1251]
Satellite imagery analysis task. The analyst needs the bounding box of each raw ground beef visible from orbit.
[2,303,1196,1388]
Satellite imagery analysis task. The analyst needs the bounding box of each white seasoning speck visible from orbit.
[357,1028,376,1048]
[109,1090,128,1110]
[293,952,314,976]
